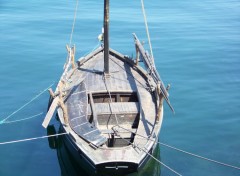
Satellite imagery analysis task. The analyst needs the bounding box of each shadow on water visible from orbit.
[47,125,162,176]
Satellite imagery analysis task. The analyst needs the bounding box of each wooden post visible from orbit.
[48,88,55,98]
[156,83,171,121]
[66,45,70,53]
[58,82,69,125]
[71,45,76,69]
[59,99,69,125]
[135,44,139,65]
[156,83,164,121]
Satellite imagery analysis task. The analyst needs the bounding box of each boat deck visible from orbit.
[63,48,158,163]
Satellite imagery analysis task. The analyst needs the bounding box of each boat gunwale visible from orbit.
[55,41,164,170]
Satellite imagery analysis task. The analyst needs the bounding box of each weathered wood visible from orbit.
[58,81,69,124]
[133,33,174,113]
[135,44,139,65]
[89,92,98,127]
[88,102,139,115]
[42,96,59,128]
[56,35,164,173]
[71,45,76,69]
[48,88,55,98]
[156,83,162,121]
[59,98,69,125]
[53,76,85,97]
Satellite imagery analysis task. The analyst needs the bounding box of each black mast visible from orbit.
[104,0,110,75]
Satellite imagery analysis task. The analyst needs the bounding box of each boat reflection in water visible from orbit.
[47,125,161,176]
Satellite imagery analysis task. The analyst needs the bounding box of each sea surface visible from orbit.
[0,0,239,176]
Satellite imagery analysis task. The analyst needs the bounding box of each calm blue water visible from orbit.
[0,0,239,176]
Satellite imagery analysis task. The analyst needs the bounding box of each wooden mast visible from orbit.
[104,0,110,75]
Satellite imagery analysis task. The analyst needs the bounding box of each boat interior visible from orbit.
[87,91,140,147]
[64,47,157,149]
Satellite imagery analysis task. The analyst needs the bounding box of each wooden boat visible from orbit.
[43,1,173,175]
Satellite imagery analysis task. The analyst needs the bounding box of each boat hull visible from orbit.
[59,125,159,176]
[51,43,166,175]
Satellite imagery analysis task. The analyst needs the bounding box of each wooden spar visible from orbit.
[42,95,68,128]
[133,33,174,113]
[135,44,140,65]
[42,79,71,128]
[58,82,69,125]
[42,96,59,128]
[59,99,68,125]
[103,0,110,75]
[156,83,164,121]
[48,88,55,98]
[156,83,171,121]
[71,45,76,69]
[66,45,76,69]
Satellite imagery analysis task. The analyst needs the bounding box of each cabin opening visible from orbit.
[87,92,140,147]
[89,92,138,103]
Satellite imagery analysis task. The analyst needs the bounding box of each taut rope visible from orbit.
[114,125,240,171]
[69,0,79,46]
[0,133,67,145]
[0,82,54,124]
[114,131,182,176]
[140,0,154,61]
[0,112,43,125]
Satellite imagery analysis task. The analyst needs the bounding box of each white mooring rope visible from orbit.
[0,133,67,145]
[141,147,182,176]
[0,112,43,125]
[114,125,240,171]
[140,0,154,61]
[69,0,79,46]
[0,82,54,124]
[114,132,182,176]
[160,142,240,171]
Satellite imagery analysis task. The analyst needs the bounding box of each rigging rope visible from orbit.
[69,0,79,46]
[114,132,182,176]
[0,133,67,145]
[103,76,119,125]
[0,112,43,125]
[140,0,154,61]
[159,142,240,171]
[141,147,182,176]
[0,82,54,124]
[114,125,240,171]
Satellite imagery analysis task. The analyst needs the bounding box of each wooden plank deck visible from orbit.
[64,49,158,162]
